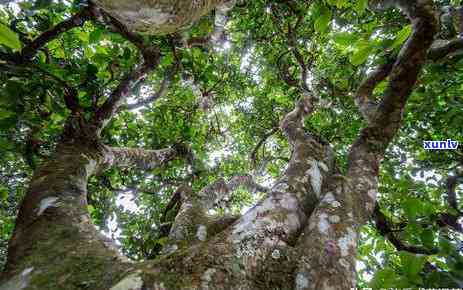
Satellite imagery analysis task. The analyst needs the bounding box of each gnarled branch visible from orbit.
[126,60,180,111]
[354,58,395,122]
[19,6,95,61]
[428,38,463,61]
[107,146,178,170]
[347,0,438,221]
[373,205,438,255]
[280,95,314,144]
[92,47,160,130]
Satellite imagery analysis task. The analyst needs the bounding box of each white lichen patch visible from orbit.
[322,192,342,208]
[337,228,356,257]
[36,197,62,216]
[273,182,289,192]
[196,225,207,241]
[295,273,309,290]
[306,160,322,197]
[328,215,340,224]
[200,268,217,290]
[339,258,350,269]
[21,267,34,276]
[110,272,143,290]
[271,249,281,259]
[163,244,178,255]
[318,161,329,172]
[0,267,34,290]
[367,189,377,201]
[318,213,330,233]
[322,192,335,203]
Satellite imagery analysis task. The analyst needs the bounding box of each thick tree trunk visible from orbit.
[91,0,231,35]
[0,140,133,290]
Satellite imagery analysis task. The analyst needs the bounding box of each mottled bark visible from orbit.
[163,175,268,253]
[91,0,231,35]
[295,176,357,290]
[0,141,132,290]
[108,147,178,170]
[355,58,394,123]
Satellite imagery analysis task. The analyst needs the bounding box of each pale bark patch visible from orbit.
[337,228,356,257]
[36,197,62,216]
[163,244,178,254]
[109,272,143,290]
[196,224,207,241]
[339,258,350,269]
[328,215,340,224]
[0,267,34,290]
[317,213,330,233]
[200,268,217,290]
[295,273,309,290]
[318,161,329,172]
[306,160,322,197]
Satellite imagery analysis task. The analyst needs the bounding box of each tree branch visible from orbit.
[92,47,160,130]
[98,10,146,52]
[428,38,463,61]
[161,174,267,253]
[280,95,314,145]
[125,60,180,111]
[107,146,178,170]
[446,173,463,213]
[354,58,395,122]
[19,6,95,61]
[250,127,279,167]
[198,174,269,210]
[373,205,438,255]
[346,0,438,220]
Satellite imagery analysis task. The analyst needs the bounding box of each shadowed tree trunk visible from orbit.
[0,0,447,289]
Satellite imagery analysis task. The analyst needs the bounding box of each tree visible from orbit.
[0,0,462,289]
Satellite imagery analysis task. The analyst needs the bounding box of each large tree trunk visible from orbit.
[1,139,133,290]
[0,99,341,290]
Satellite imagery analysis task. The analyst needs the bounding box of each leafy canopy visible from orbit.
[0,0,462,287]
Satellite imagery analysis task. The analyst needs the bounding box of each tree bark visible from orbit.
[0,0,441,289]
[1,140,132,290]
[92,0,232,35]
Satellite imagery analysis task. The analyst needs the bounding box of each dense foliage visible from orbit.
[0,0,462,287]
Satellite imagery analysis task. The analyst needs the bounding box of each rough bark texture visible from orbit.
[91,0,231,35]
[0,0,442,289]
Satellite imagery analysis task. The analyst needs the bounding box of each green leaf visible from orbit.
[403,197,423,220]
[392,24,412,48]
[0,22,22,51]
[370,267,397,288]
[0,109,14,120]
[420,229,435,249]
[332,32,357,47]
[355,0,368,15]
[314,5,332,33]
[349,40,374,65]
[400,251,426,281]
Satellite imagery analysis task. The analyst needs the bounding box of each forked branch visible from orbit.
[20,5,95,61]
[107,146,178,170]
[347,0,438,221]
[373,205,438,255]
[355,58,395,123]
